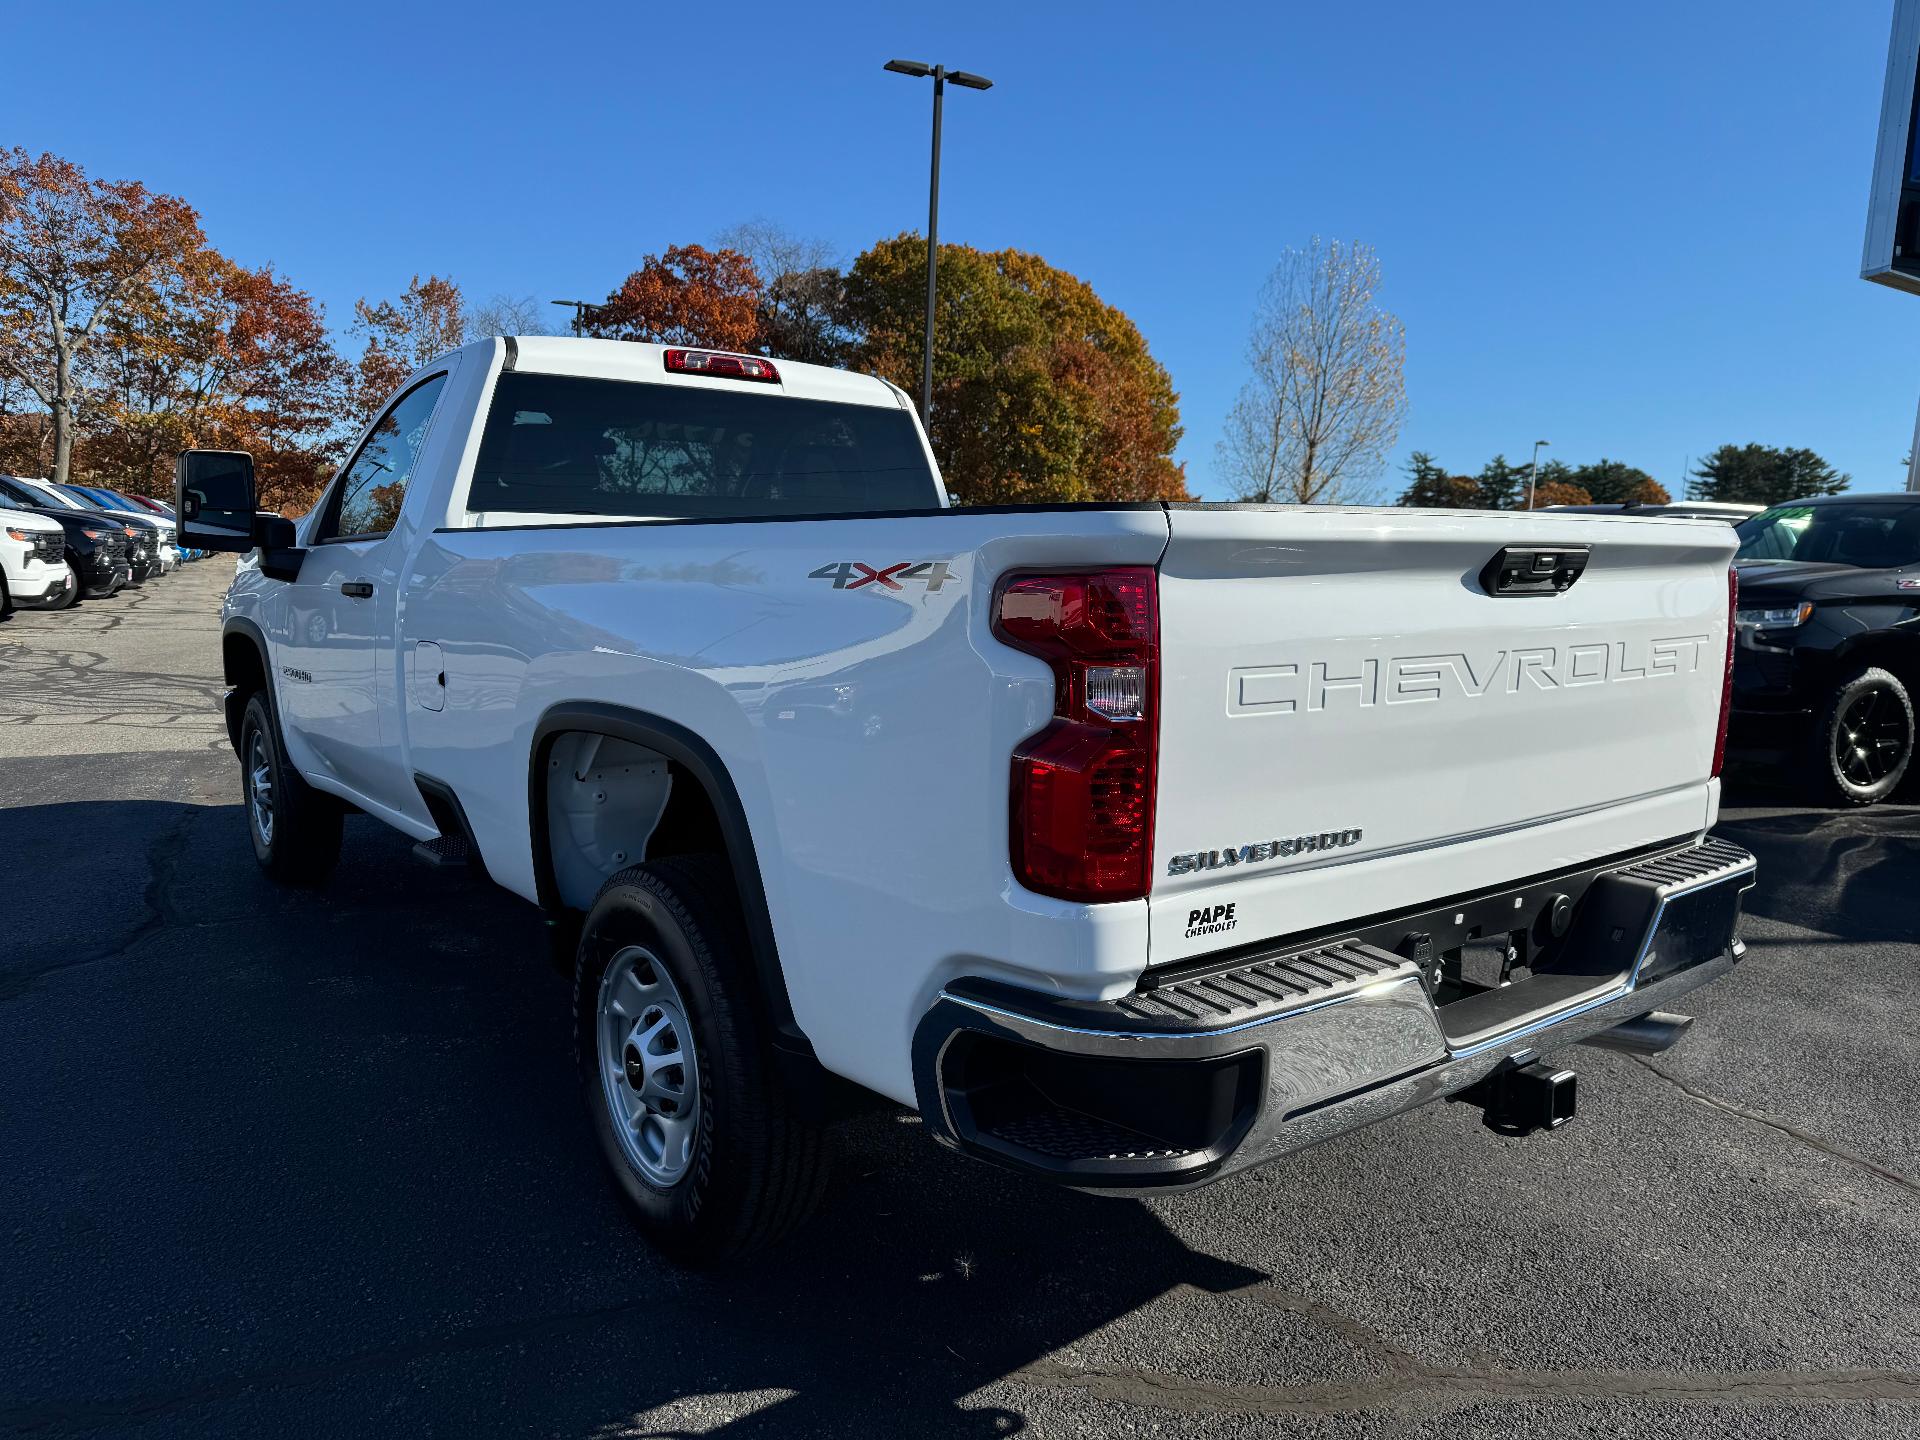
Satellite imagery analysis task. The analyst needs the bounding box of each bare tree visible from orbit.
[1217,239,1406,504]
[466,292,549,338]
[715,218,852,365]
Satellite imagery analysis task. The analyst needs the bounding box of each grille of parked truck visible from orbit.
[176,337,1756,1262]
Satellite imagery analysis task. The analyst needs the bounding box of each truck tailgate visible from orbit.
[1150,506,1736,963]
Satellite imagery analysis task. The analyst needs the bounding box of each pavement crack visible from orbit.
[1631,1055,1920,1197]
[0,805,204,1002]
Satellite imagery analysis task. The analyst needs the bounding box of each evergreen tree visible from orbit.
[1570,458,1669,505]
[1397,451,1479,507]
[1689,444,1848,505]
[1476,454,1527,510]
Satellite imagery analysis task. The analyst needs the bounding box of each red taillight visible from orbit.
[663,348,780,383]
[994,568,1158,902]
[1712,565,1738,778]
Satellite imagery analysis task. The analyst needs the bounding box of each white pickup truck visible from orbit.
[178,337,1756,1262]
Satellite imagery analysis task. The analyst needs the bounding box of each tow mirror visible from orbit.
[175,450,259,553]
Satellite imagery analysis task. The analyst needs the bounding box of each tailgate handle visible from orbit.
[1479,546,1589,597]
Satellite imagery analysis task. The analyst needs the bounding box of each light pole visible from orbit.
[884,59,993,424]
[549,299,597,337]
[1527,439,1551,508]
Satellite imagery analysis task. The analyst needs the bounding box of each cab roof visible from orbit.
[486,336,908,411]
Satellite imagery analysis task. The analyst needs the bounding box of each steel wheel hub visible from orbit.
[597,945,700,1186]
[247,731,274,846]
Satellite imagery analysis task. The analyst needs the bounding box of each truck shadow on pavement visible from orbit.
[1714,781,1920,942]
[0,798,1267,1437]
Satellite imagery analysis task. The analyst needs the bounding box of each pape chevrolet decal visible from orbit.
[808,561,954,593]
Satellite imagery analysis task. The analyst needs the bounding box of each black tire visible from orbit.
[238,691,343,883]
[574,856,828,1264]
[1,569,11,619]
[54,559,80,609]
[1803,666,1915,806]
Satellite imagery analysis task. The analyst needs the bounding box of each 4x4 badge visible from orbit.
[808,561,954,593]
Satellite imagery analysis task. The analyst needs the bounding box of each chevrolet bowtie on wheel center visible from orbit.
[181,336,1756,1263]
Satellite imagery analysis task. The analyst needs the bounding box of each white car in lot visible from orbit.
[179,336,1758,1263]
[0,498,75,613]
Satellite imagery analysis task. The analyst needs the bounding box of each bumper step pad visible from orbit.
[1114,941,1411,1029]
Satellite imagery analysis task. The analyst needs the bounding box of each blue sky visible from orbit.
[5,1,1913,498]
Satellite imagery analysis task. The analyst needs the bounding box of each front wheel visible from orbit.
[1805,666,1915,806]
[574,857,828,1264]
[238,692,343,883]
[52,560,79,609]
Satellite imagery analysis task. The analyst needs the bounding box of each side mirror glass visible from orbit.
[175,450,259,552]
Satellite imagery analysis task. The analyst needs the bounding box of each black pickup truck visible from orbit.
[1727,493,1920,804]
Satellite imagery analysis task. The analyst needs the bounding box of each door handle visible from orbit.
[340,581,374,599]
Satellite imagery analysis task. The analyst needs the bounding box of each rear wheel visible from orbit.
[239,692,343,883]
[574,857,827,1264]
[1804,667,1914,806]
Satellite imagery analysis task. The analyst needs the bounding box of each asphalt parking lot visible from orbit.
[3,562,1918,1439]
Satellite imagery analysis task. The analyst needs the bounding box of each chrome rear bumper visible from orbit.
[913,837,1756,1192]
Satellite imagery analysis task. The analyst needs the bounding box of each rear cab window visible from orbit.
[464,372,940,522]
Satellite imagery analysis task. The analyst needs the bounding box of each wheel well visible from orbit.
[529,705,810,1058]
[1833,634,1920,697]
[224,631,268,697]
[537,729,727,913]
[222,630,272,752]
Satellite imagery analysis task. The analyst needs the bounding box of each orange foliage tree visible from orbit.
[1526,480,1593,508]
[844,236,1189,504]
[350,274,464,425]
[85,258,346,508]
[585,244,762,351]
[0,147,211,484]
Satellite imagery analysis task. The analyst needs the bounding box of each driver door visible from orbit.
[278,373,449,804]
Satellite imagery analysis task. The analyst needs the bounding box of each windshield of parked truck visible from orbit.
[466,372,941,520]
[6,478,83,510]
[1735,501,1920,568]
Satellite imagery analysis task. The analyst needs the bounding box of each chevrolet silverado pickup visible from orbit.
[178,337,1756,1262]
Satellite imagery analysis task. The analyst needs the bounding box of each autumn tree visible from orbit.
[216,268,351,512]
[844,236,1189,504]
[1570,458,1670,506]
[585,244,761,352]
[1689,444,1848,505]
[0,364,52,476]
[72,256,346,509]
[1526,480,1593,508]
[351,274,464,423]
[715,220,853,364]
[0,148,211,483]
[1217,239,1406,504]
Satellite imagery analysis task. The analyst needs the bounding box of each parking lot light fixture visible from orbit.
[885,58,994,424]
[1529,439,1551,508]
[550,299,598,337]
